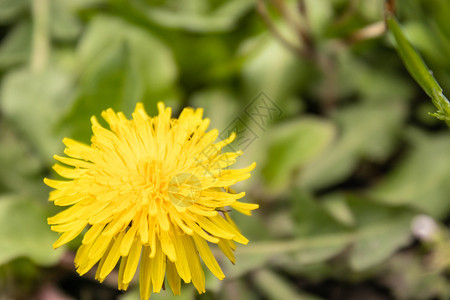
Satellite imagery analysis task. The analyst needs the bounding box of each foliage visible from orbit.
[0,0,449,299]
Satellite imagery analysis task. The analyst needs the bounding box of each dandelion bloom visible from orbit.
[44,102,258,299]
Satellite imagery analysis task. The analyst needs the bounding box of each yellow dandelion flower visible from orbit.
[44,102,258,299]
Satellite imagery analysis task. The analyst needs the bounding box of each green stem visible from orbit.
[31,0,50,72]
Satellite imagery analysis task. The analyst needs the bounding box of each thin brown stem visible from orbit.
[271,0,315,58]
[296,0,315,54]
[256,0,306,57]
[385,0,397,15]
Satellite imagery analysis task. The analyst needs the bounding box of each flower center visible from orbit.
[167,172,202,207]
[135,159,168,203]
[136,158,202,208]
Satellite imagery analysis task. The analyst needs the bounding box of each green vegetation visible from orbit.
[0,0,449,299]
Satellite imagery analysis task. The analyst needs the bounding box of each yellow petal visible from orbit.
[166,260,181,295]
[88,233,113,261]
[98,231,126,281]
[230,201,259,216]
[169,228,191,283]
[139,211,149,244]
[139,246,153,300]
[52,221,87,249]
[196,216,235,240]
[180,234,205,293]
[218,238,235,264]
[182,217,219,243]
[210,214,248,245]
[118,255,129,291]
[123,239,142,284]
[160,230,176,262]
[82,223,106,245]
[151,240,166,292]
[53,154,93,169]
[192,233,225,280]
[121,218,139,256]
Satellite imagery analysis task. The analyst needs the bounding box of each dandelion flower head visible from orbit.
[44,102,258,299]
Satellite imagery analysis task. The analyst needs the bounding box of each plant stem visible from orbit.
[31,0,50,72]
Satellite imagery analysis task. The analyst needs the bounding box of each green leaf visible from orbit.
[322,193,356,227]
[134,0,255,33]
[0,67,74,163]
[304,0,333,36]
[223,250,270,279]
[371,130,450,219]
[242,36,312,107]
[336,49,414,103]
[0,20,31,69]
[0,195,63,266]
[49,0,82,41]
[63,15,178,142]
[298,103,406,190]
[347,196,415,271]
[219,280,260,300]
[63,43,132,142]
[190,88,240,131]
[77,15,177,96]
[232,191,353,268]
[253,269,323,300]
[387,14,450,123]
[291,191,352,264]
[401,21,450,69]
[0,120,43,195]
[0,0,28,23]
[262,118,335,191]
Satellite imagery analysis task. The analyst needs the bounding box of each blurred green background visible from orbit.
[0,0,449,299]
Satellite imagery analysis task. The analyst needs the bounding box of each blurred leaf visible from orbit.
[222,250,270,279]
[0,120,44,196]
[265,210,295,238]
[347,196,415,271]
[381,252,450,300]
[387,15,442,98]
[77,15,176,95]
[64,15,178,142]
[190,88,240,131]
[49,0,83,41]
[134,0,254,33]
[291,191,352,264]
[304,0,333,36]
[63,42,132,142]
[262,118,335,191]
[387,14,450,123]
[371,131,450,219]
[219,279,259,300]
[358,0,384,21]
[205,269,222,293]
[402,21,450,69]
[0,195,62,266]
[0,20,31,69]
[253,269,323,300]
[293,233,353,266]
[242,35,313,106]
[298,102,406,190]
[0,0,28,23]
[119,285,194,300]
[336,49,414,103]
[0,67,74,162]
[322,193,355,227]
[275,256,337,282]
